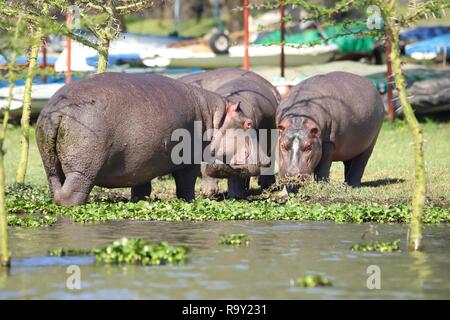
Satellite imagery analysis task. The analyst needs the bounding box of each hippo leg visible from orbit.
[173,165,200,201]
[344,160,352,183]
[258,175,276,189]
[200,163,219,197]
[314,143,335,181]
[54,172,94,206]
[345,142,376,188]
[227,177,247,199]
[131,182,152,202]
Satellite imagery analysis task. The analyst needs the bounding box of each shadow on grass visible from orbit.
[361,178,405,187]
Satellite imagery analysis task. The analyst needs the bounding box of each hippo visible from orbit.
[35,72,258,206]
[179,68,280,198]
[276,71,384,188]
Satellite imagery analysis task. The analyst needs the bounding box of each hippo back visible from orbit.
[180,68,280,128]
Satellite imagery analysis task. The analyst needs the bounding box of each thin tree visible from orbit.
[0,17,23,267]
[74,0,160,73]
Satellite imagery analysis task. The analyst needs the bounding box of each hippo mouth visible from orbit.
[204,160,266,178]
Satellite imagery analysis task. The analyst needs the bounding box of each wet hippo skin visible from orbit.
[276,71,385,188]
[179,68,280,199]
[36,72,253,206]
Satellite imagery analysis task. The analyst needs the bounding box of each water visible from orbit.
[1,220,449,299]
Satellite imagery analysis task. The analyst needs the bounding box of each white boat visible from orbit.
[55,33,190,72]
[0,82,64,118]
[142,44,338,69]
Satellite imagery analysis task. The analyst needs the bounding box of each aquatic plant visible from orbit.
[351,240,401,253]
[290,275,333,288]
[7,215,58,228]
[219,233,250,246]
[48,238,188,266]
[93,238,188,266]
[5,185,449,227]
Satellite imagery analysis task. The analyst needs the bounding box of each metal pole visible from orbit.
[280,0,285,78]
[385,0,394,122]
[173,0,181,36]
[66,13,72,84]
[243,0,250,70]
[215,0,224,33]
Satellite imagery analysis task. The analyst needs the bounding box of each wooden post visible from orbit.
[280,0,285,78]
[243,0,250,70]
[66,13,72,84]
[385,0,394,122]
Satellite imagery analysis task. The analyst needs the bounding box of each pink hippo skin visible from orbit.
[276,72,385,189]
[35,73,254,206]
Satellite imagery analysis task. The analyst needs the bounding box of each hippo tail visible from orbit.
[35,99,66,195]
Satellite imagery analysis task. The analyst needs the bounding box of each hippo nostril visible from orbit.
[211,149,216,157]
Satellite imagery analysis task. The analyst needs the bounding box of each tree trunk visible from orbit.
[0,143,9,267]
[97,40,109,73]
[0,18,22,267]
[383,10,426,251]
[15,26,43,184]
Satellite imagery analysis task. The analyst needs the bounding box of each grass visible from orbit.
[2,119,449,227]
[126,15,226,38]
[4,119,449,204]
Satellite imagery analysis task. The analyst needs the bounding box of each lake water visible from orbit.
[1,220,449,299]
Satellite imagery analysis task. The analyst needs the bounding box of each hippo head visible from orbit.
[278,116,322,179]
[208,100,270,175]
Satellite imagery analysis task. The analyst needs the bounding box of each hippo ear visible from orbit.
[226,101,241,113]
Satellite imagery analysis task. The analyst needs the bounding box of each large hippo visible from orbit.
[276,71,384,188]
[179,68,280,198]
[36,72,258,206]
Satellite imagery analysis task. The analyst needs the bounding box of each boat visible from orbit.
[254,21,380,64]
[55,32,192,72]
[392,77,450,115]
[400,26,450,44]
[142,44,338,69]
[405,33,450,60]
[0,77,66,118]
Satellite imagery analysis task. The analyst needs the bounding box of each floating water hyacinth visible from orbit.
[219,233,250,246]
[351,240,401,253]
[290,275,333,288]
[48,238,188,266]
[93,238,188,266]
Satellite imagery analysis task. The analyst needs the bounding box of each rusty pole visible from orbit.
[280,0,285,78]
[66,13,72,84]
[243,0,250,70]
[385,0,394,122]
